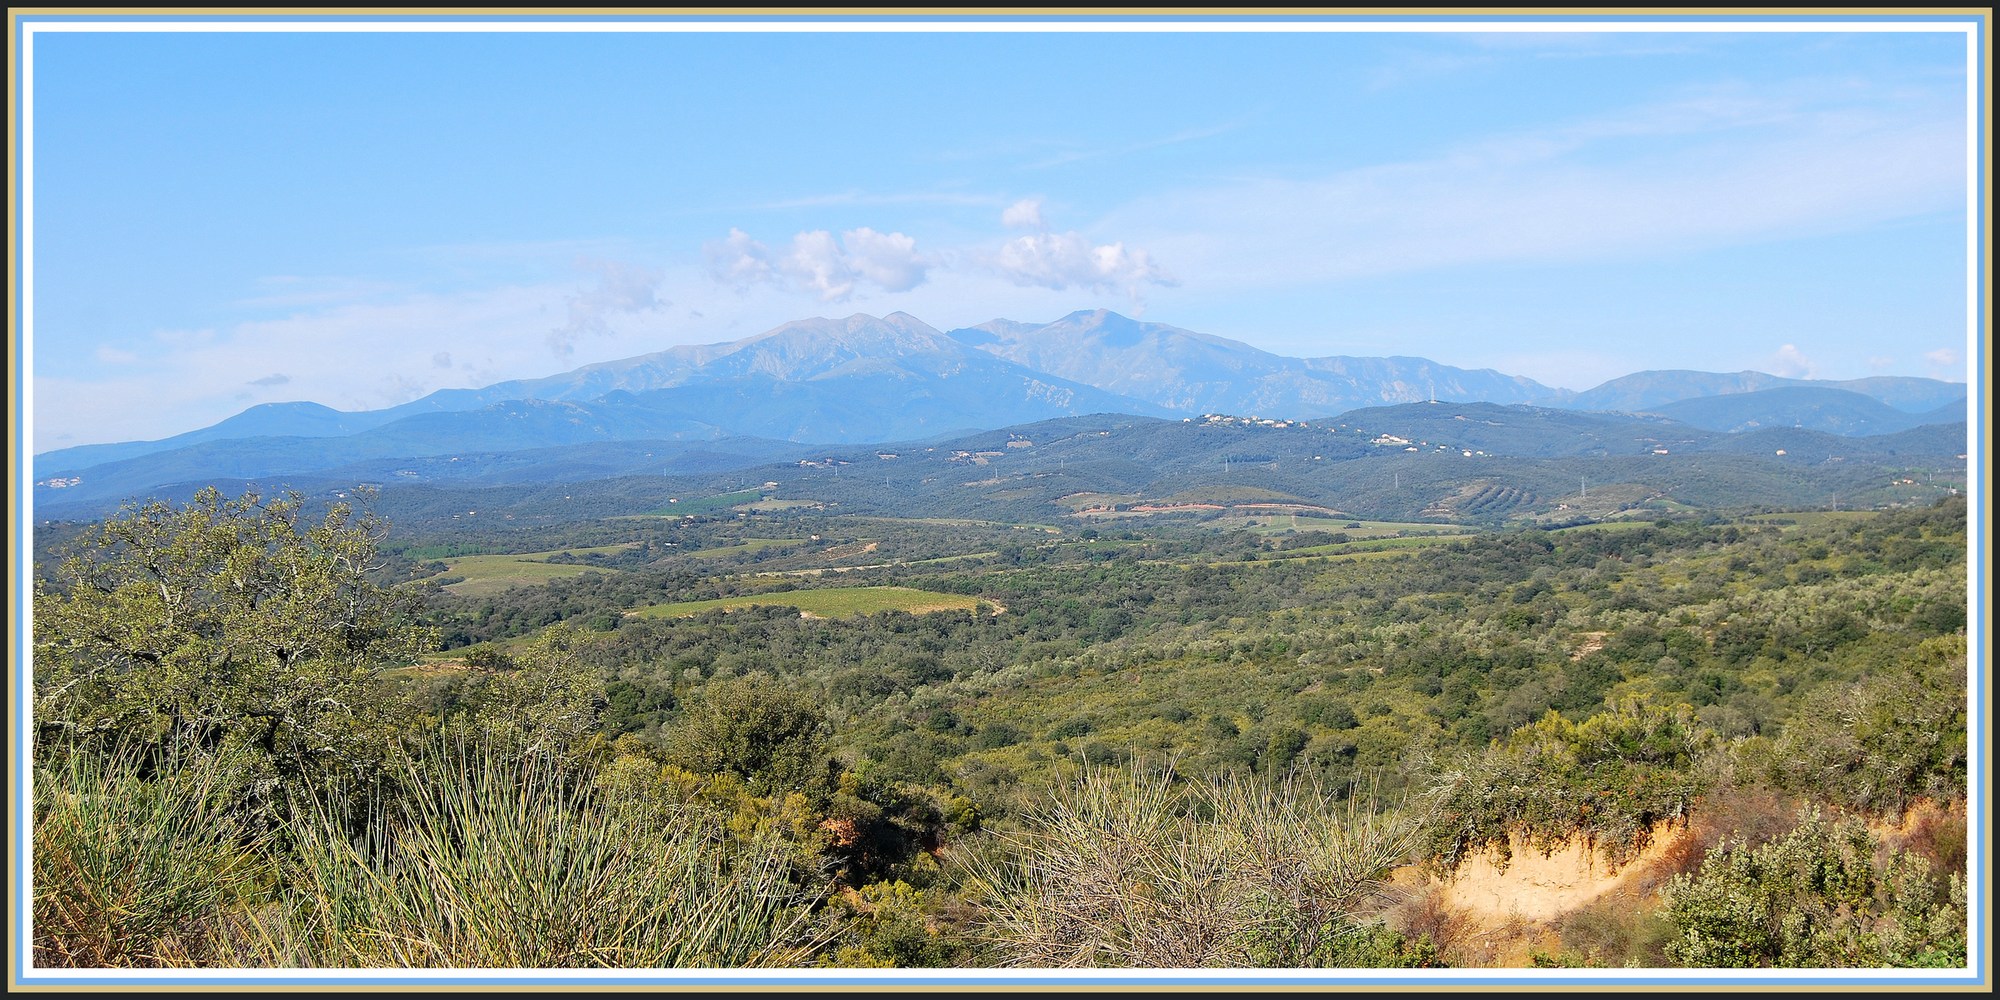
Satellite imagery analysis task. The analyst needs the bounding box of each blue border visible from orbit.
[6,11,1993,24]
[9,9,1992,991]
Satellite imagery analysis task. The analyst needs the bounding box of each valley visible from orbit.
[26,308,1975,972]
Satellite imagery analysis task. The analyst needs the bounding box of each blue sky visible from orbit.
[21,16,1979,451]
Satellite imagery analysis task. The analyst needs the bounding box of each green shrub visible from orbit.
[1661,807,1966,968]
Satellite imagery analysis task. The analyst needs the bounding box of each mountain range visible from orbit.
[32,309,1968,519]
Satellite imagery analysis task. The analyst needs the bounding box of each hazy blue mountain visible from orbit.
[379,311,1128,416]
[1700,421,1970,461]
[36,401,402,471]
[1643,386,1959,436]
[948,309,1559,417]
[1560,370,1965,414]
[33,308,1974,521]
[33,313,1170,511]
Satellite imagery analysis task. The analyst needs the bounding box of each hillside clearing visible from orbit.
[629,585,993,620]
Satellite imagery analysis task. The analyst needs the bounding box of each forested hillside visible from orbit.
[30,487,1970,971]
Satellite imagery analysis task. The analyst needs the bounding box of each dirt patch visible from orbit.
[1389,821,1691,966]
[1570,631,1609,660]
[1425,825,1689,923]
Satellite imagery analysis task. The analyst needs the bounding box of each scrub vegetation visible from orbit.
[30,485,1969,969]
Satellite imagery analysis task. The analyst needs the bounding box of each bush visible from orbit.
[1661,807,1966,967]
[1424,699,1713,873]
[1763,635,1966,816]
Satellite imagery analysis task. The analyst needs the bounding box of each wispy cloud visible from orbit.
[1001,197,1045,231]
[1768,344,1817,379]
[547,258,667,360]
[231,274,406,310]
[1113,86,1964,289]
[1022,122,1241,171]
[748,190,1000,212]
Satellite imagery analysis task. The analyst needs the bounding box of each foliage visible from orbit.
[32,742,270,967]
[666,678,837,799]
[251,737,822,968]
[956,764,1423,967]
[34,487,433,799]
[29,489,1972,970]
[1424,700,1714,872]
[1757,635,1967,816]
[1661,808,1966,967]
[454,622,606,758]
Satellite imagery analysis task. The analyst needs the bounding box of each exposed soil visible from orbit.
[1389,822,1692,967]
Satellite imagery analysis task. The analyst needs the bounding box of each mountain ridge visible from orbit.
[35,310,1968,517]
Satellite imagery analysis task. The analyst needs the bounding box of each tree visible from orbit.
[34,487,433,790]
[666,678,834,798]
[459,621,605,758]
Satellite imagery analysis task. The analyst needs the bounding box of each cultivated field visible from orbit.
[629,585,991,619]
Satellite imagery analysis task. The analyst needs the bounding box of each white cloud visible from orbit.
[840,228,928,294]
[93,346,139,364]
[1867,355,1896,371]
[548,258,666,359]
[785,230,855,302]
[1001,197,1045,230]
[248,373,291,387]
[1769,344,1816,379]
[707,227,931,302]
[991,231,1176,293]
[1923,347,1960,368]
[704,228,776,287]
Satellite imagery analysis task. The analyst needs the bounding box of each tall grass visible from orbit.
[253,737,821,967]
[954,764,1425,968]
[32,744,270,967]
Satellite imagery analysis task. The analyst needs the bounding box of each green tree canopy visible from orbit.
[667,678,834,798]
[34,487,434,786]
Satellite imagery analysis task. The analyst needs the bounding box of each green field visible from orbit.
[436,543,636,597]
[643,488,764,516]
[1266,534,1470,559]
[1745,510,1883,529]
[629,585,990,620]
[689,537,807,559]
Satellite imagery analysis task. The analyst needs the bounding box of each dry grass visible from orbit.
[954,764,1425,968]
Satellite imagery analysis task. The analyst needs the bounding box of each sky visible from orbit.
[19,15,1980,453]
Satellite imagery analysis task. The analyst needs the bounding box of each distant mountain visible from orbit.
[381,311,1113,416]
[37,313,1165,468]
[36,401,403,473]
[33,314,1171,511]
[759,406,1967,524]
[31,308,1974,521]
[1559,370,1965,415]
[948,309,1557,417]
[1644,386,1963,437]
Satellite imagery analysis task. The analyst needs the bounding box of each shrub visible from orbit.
[1661,807,1966,968]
